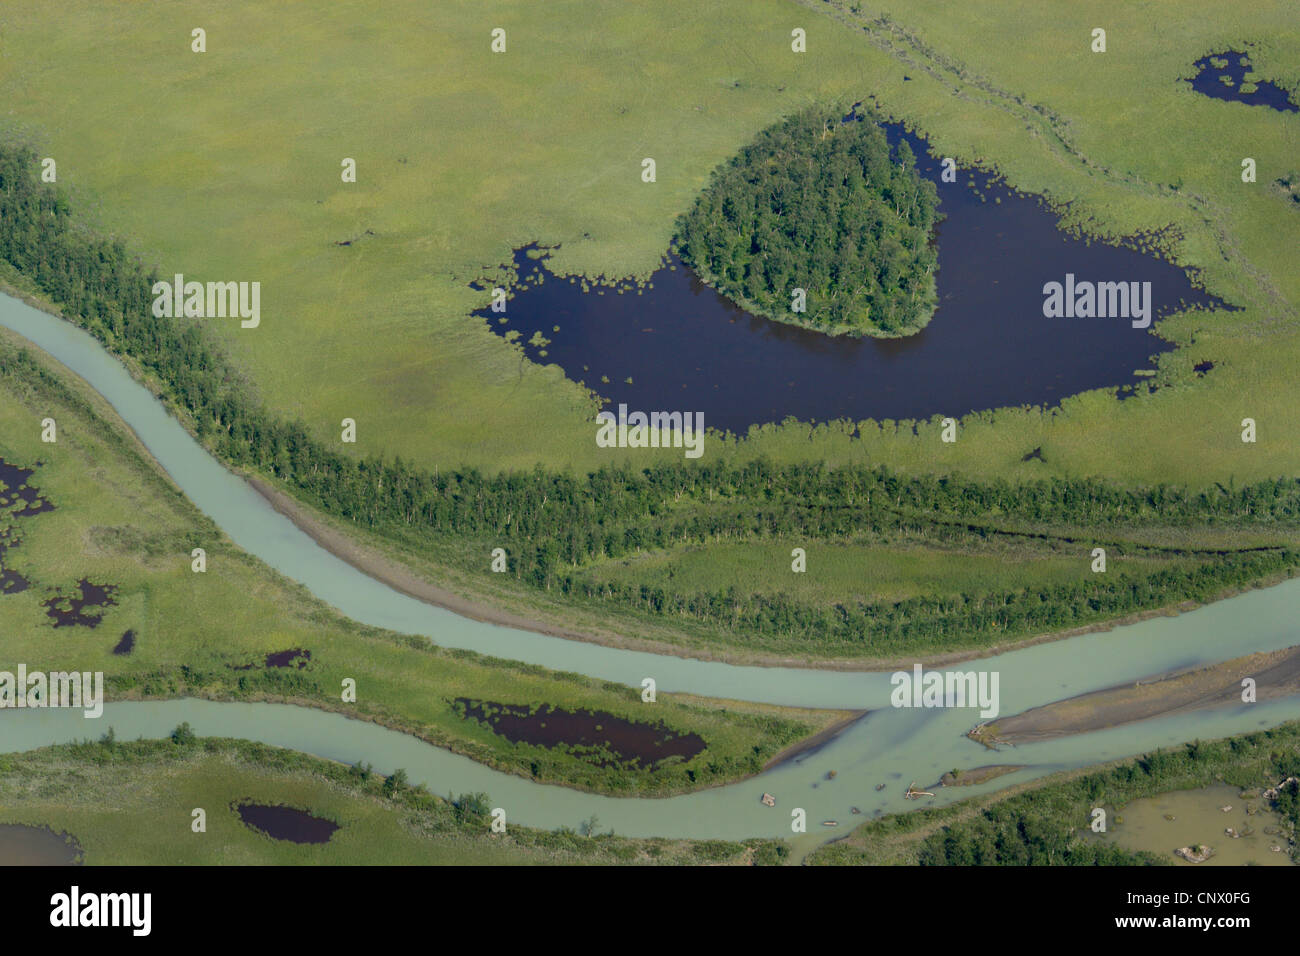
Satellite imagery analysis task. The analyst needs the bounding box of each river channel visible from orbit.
[1,290,1297,854]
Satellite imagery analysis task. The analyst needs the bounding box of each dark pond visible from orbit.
[0,458,51,596]
[0,459,54,517]
[265,648,311,669]
[0,558,29,595]
[455,697,705,769]
[43,578,118,628]
[234,648,311,670]
[1189,51,1299,112]
[480,123,1225,435]
[235,802,339,844]
[112,629,136,655]
[0,824,82,865]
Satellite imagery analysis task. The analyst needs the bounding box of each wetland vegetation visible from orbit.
[0,0,1297,670]
[809,720,1300,865]
[0,328,837,797]
[0,735,790,865]
[0,0,1299,866]
[3,140,1299,662]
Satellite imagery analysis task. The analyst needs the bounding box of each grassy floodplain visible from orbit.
[2,146,1299,669]
[0,326,843,796]
[0,737,788,865]
[0,0,1292,483]
[0,1,1297,665]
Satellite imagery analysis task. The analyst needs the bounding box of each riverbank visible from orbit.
[0,324,848,800]
[973,645,1300,747]
[761,710,870,771]
[0,736,791,865]
[245,473,1300,672]
[808,720,1300,866]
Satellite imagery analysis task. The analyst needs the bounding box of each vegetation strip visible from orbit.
[0,734,791,865]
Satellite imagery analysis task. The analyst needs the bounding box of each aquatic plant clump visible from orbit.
[674,106,941,337]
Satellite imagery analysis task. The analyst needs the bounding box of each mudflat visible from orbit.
[972,645,1300,746]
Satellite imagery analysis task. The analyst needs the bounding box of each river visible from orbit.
[0,290,1297,853]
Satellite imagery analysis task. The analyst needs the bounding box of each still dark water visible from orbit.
[455,697,705,769]
[235,803,339,844]
[0,824,81,865]
[1189,51,1299,113]
[482,123,1224,435]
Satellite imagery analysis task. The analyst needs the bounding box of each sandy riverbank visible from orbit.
[247,476,1297,673]
[972,645,1300,747]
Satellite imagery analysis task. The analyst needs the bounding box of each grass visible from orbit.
[0,328,845,796]
[0,1,1297,660]
[0,736,786,865]
[581,537,1198,606]
[0,0,1292,486]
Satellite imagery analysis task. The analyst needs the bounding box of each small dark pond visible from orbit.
[235,802,339,844]
[112,629,136,655]
[481,122,1224,435]
[0,458,51,596]
[455,697,705,769]
[233,648,311,670]
[1189,51,1299,112]
[43,578,117,628]
[265,648,311,669]
[0,459,54,517]
[0,824,82,865]
[0,561,30,595]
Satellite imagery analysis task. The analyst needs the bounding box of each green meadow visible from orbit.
[0,330,839,796]
[0,2,1298,865]
[0,0,1293,485]
[582,538,1197,607]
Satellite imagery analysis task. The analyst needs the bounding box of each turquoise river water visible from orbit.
[0,291,1297,854]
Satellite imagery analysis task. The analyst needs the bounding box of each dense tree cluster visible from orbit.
[674,107,940,335]
[3,142,1300,655]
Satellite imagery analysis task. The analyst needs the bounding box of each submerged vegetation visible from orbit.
[674,106,940,336]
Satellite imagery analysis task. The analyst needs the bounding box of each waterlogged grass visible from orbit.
[0,0,1294,487]
[736,0,1300,487]
[0,332,841,795]
[0,737,785,865]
